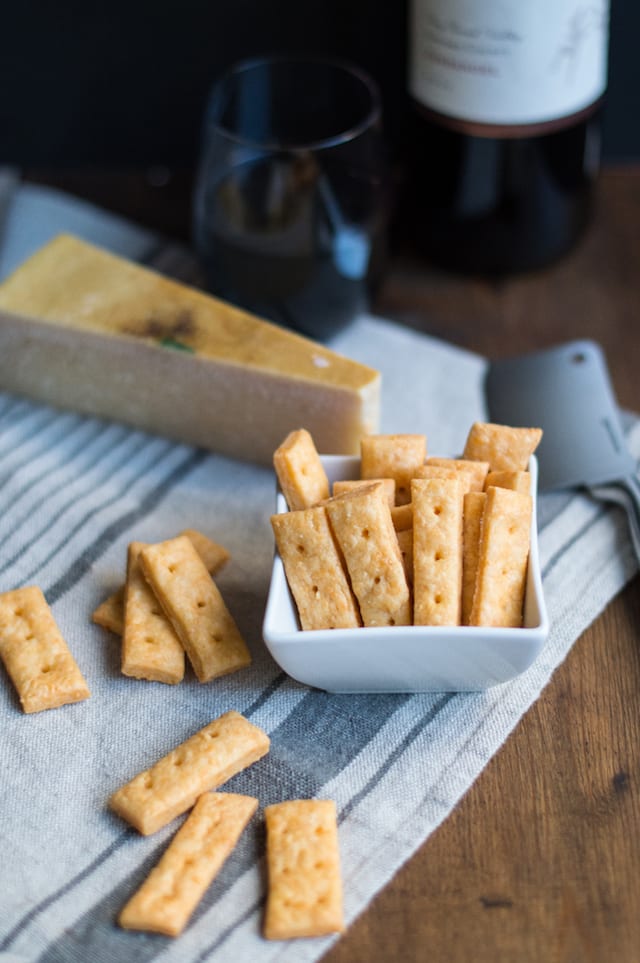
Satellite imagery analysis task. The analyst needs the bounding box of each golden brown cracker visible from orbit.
[391,503,413,532]
[461,492,486,625]
[271,506,361,630]
[332,477,396,509]
[264,799,344,940]
[411,477,464,626]
[91,586,125,635]
[426,457,489,492]
[325,482,411,627]
[0,586,90,713]
[139,536,251,683]
[121,542,185,684]
[118,792,258,936]
[396,527,414,587]
[109,710,269,835]
[485,470,531,495]
[463,422,542,471]
[91,530,229,637]
[273,428,330,511]
[360,433,427,505]
[469,486,532,627]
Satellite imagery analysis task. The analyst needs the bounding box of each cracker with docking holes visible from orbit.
[325,482,411,627]
[0,586,90,713]
[461,492,486,626]
[264,799,344,940]
[360,433,426,505]
[274,428,330,511]
[118,792,258,936]
[121,542,185,684]
[108,710,270,835]
[485,470,531,494]
[271,506,361,630]
[414,463,474,494]
[426,457,489,492]
[91,529,230,636]
[139,535,251,683]
[469,486,532,627]
[463,422,542,472]
[412,477,464,626]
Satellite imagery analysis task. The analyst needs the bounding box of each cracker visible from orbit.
[461,492,486,625]
[274,428,330,511]
[414,463,474,494]
[0,586,90,713]
[332,477,396,509]
[91,586,125,635]
[121,542,185,684]
[271,506,361,630]
[426,457,489,492]
[91,529,229,637]
[485,470,531,494]
[118,792,258,936]
[396,527,414,586]
[109,710,270,835]
[325,482,411,627]
[391,503,413,532]
[139,536,251,683]
[264,799,344,940]
[411,477,464,626]
[360,433,427,505]
[469,486,532,627]
[463,422,542,471]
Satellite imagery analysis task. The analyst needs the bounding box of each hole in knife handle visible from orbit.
[571,352,587,364]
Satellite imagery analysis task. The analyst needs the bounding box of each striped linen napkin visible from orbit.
[0,180,638,963]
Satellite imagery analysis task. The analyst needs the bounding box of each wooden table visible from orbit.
[24,165,640,961]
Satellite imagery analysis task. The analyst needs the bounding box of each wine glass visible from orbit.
[193,56,388,340]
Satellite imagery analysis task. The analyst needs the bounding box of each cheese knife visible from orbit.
[485,339,640,562]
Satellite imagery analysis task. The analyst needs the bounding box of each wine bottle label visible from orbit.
[409,0,609,133]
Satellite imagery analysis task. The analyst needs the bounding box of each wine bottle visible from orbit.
[406,1,610,273]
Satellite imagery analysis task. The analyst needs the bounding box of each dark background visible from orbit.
[1,0,637,170]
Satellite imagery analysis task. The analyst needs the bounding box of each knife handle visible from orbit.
[590,473,640,564]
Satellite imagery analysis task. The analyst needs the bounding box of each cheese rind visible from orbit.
[0,235,380,464]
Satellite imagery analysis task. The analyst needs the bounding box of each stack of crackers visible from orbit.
[92,529,251,684]
[271,423,542,631]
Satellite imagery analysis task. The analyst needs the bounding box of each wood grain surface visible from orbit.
[23,165,640,962]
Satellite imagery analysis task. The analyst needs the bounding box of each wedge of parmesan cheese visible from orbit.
[0,235,380,464]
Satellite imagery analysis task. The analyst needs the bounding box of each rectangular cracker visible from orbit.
[91,529,230,637]
[122,542,185,684]
[325,482,411,627]
[485,470,531,494]
[411,477,464,626]
[271,505,361,630]
[360,433,426,505]
[469,486,532,627]
[396,527,414,587]
[0,586,90,713]
[414,463,474,494]
[139,536,251,683]
[264,799,344,940]
[427,457,489,492]
[332,477,395,509]
[118,792,258,936]
[391,503,413,532]
[91,586,125,635]
[462,492,486,625]
[463,422,542,471]
[109,710,270,835]
[273,428,330,511]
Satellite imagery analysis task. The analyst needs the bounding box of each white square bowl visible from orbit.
[262,455,549,692]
